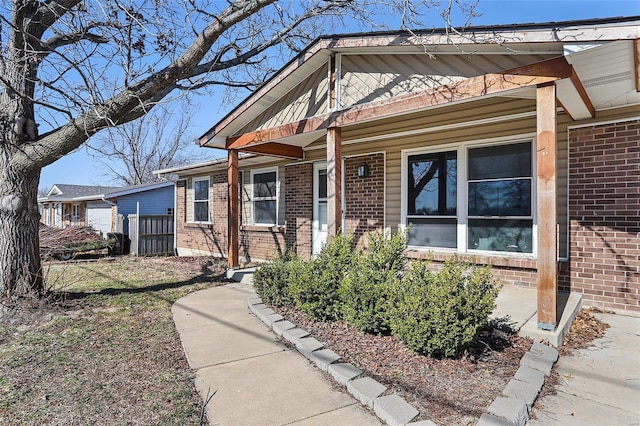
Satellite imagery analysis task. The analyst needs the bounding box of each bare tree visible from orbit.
[88,99,200,185]
[0,0,473,302]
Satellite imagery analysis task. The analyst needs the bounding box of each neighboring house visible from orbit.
[156,17,640,327]
[38,184,120,236]
[104,181,175,235]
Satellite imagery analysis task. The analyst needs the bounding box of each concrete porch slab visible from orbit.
[227,267,256,283]
[520,292,582,347]
[492,286,583,348]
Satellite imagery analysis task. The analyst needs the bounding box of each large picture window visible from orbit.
[403,140,533,254]
[252,169,278,225]
[193,177,210,223]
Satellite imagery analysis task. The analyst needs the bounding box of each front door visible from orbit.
[312,163,328,255]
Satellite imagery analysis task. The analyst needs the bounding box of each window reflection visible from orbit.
[408,151,457,216]
[468,180,531,216]
[468,219,533,253]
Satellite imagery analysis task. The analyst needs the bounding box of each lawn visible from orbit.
[0,256,226,425]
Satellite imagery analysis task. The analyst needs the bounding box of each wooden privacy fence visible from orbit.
[128,214,174,256]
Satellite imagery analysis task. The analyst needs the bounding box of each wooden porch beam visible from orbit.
[227,150,239,269]
[326,127,342,238]
[238,142,303,159]
[499,55,573,78]
[223,57,573,150]
[536,82,558,331]
[225,116,328,150]
[569,67,595,118]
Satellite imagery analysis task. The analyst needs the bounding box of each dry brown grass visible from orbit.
[0,256,227,425]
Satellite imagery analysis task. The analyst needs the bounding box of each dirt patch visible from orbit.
[274,306,531,425]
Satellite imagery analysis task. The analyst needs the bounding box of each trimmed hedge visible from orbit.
[252,249,297,307]
[390,257,500,357]
[339,231,407,334]
[252,232,501,359]
[290,234,354,321]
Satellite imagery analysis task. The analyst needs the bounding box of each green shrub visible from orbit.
[252,250,297,307]
[390,257,500,357]
[290,234,355,321]
[340,230,407,334]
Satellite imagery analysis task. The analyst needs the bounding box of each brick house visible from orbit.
[38,184,120,236]
[157,17,640,326]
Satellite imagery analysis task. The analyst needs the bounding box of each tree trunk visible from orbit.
[0,156,44,303]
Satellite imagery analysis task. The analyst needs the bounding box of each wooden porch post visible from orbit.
[327,127,342,238]
[228,149,239,269]
[536,82,558,330]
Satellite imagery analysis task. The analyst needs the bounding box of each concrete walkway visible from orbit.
[172,282,380,426]
[529,312,640,425]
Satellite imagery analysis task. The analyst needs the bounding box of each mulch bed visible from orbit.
[274,306,532,425]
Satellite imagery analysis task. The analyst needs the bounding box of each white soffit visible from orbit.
[564,40,640,111]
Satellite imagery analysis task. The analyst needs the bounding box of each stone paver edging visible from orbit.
[248,295,426,425]
[479,341,559,426]
[248,294,558,426]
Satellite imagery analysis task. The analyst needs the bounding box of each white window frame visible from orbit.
[192,177,211,223]
[250,167,279,226]
[401,135,537,257]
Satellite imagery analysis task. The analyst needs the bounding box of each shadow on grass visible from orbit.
[57,261,229,301]
[48,260,280,346]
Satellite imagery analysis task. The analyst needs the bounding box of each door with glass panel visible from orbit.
[312,163,328,255]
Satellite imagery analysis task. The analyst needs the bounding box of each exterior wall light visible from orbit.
[357,162,369,178]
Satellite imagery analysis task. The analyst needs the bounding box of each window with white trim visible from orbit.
[406,150,458,248]
[403,140,534,254]
[467,142,533,253]
[251,168,278,225]
[192,177,210,223]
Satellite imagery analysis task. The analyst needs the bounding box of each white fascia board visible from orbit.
[47,184,63,197]
[201,136,227,149]
[103,182,174,199]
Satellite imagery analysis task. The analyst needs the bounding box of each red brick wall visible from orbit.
[344,153,385,249]
[176,173,291,263]
[559,119,640,314]
[176,177,227,257]
[284,163,313,259]
[406,250,539,288]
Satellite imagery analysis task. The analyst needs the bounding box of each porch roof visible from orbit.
[199,16,640,158]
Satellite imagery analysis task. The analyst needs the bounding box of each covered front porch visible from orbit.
[213,56,587,337]
[195,21,640,337]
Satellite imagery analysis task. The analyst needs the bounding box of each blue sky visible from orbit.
[39,0,640,191]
